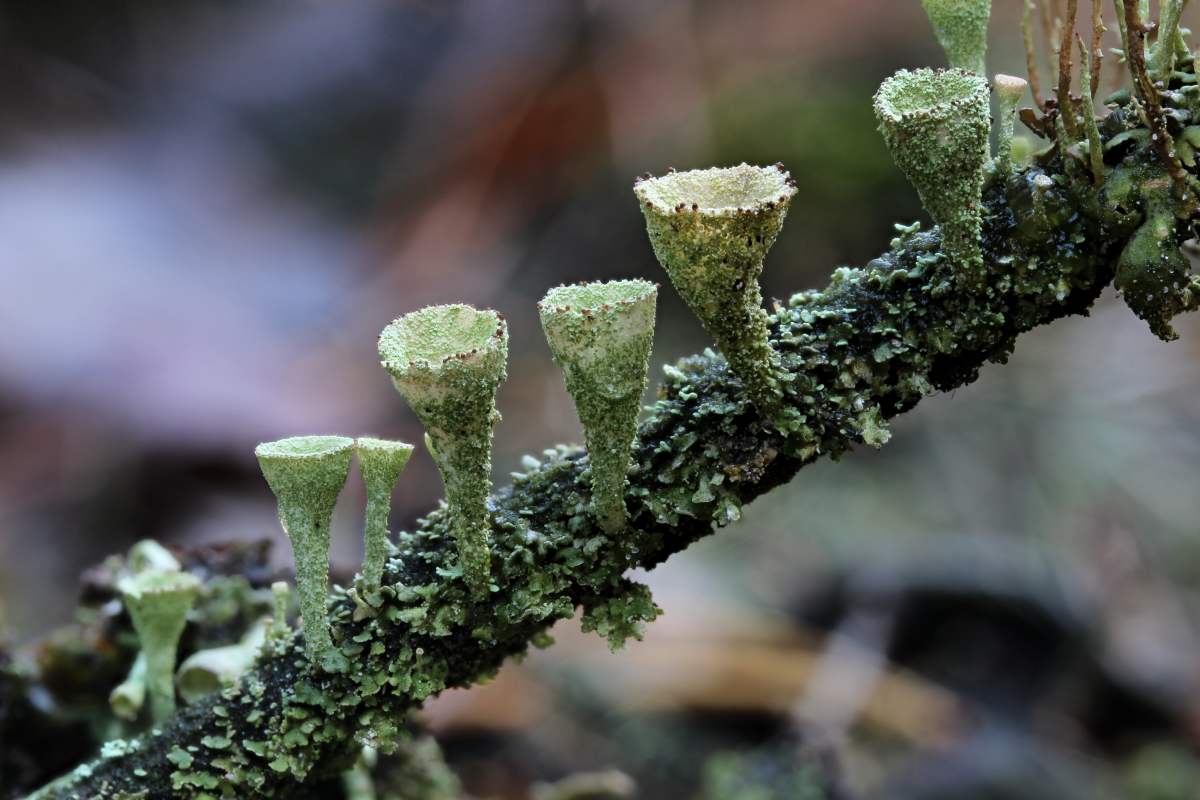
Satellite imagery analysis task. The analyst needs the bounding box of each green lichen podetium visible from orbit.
[109,652,147,721]
[118,569,202,722]
[355,437,415,591]
[921,0,991,75]
[993,74,1028,176]
[874,68,990,291]
[255,434,355,672]
[539,280,657,535]
[634,163,796,417]
[378,304,508,596]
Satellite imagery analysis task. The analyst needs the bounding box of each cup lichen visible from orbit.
[118,569,202,722]
[993,74,1028,176]
[921,0,992,76]
[355,437,415,591]
[175,623,266,704]
[255,434,355,671]
[538,279,657,534]
[634,163,796,415]
[874,68,991,289]
[378,304,508,596]
[109,652,147,721]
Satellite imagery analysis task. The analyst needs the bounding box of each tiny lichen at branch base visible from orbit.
[634,163,796,417]
[539,280,658,534]
[379,304,508,596]
[255,435,355,672]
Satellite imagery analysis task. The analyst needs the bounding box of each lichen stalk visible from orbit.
[873,68,991,290]
[634,163,796,417]
[255,435,356,672]
[355,438,416,591]
[921,0,992,75]
[538,280,658,534]
[118,570,202,723]
[1077,36,1106,185]
[379,305,508,596]
[994,74,1029,175]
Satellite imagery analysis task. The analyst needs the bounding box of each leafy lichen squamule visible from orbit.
[539,280,657,534]
[255,434,355,672]
[378,304,508,596]
[634,163,796,417]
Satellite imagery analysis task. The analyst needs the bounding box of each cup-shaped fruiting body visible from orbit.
[921,0,991,75]
[378,305,508,596]
[255,435,355,671]
[634,163,796,414]
[538,280,658,534]
[176,623,266,704]
[874,69,991,289]
[118,569,201,722]
[993,74,1028,176]
[109,652,147,721]
[355,437,415,590]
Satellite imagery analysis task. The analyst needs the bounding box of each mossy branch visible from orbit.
[31,140,1196,796]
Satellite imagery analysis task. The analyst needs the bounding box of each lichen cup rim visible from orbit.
[356,436,416,455]
[537,279,658,315]
[633,163,797,217]
[119,568,202,599]
[378,303,507,376]
[254,435,356,462]
[873,67,989,123]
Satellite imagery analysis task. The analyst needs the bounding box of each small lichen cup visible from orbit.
[874,68,991,289]
[355,437,415,591]
[634,163,796,415]
[118,569,202,722]
[378,304,508,596]
[109,652,147,721]
[538,280,657,534]
[921,0,992,75]
[255,434,355,671]
[993,74,1028,176]
[175,623,266,704]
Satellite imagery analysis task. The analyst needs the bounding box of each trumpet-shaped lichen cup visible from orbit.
[355,437,415,591]
[118,569,202,722]
[992,74,1028,176]
[255,434,355,671]
[634,163,796,415]
[921,0,991,75]
[378,304,508,596]
[873,68,990,289]
[539,279,657,534]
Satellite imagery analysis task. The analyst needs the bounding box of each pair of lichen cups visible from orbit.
[539,280,657,534]
[634,163,796,416]
[379,304,508,597]
[873,68,990,289]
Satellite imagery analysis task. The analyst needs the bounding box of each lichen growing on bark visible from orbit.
[539,279,657,534]
[378,304,508,597]
[255,435,355,672]
[634,163,796,416]
[355,437,415,591]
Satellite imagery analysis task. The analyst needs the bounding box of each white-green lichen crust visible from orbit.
[538,279,657,534]
[118,569,202,722]
[921,0,991,75]
[634,163,795,414]
[355,437,415,590]
[255,435,355,670]
[378,305,508,595]
[874,68,990,288]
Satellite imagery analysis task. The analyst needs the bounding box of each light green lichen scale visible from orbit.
[874,68,990,290]
[378,304,508,596]
[355,437,415,591]
[538,279,657,534]
[634,163,796,415]
[117,569,202,722]
[255,434,355,672]
[993,74,1028,176]
[921,0,991,76]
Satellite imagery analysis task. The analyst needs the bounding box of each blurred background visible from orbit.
[2,0,1200,797]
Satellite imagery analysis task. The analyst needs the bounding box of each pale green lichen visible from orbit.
[378,304,508,596]
[255,434,355,671]
[1152,0,1186,80]
[921,0,991,75]
[109,652,147,721]
[538,280,657,534]
[176,623,266,704]
[118,569,202,722]
[993,74,1027,176]
[355,437,415,590]
[634,163,796,415]
[874,68,990,289]
[269,581,290,641]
